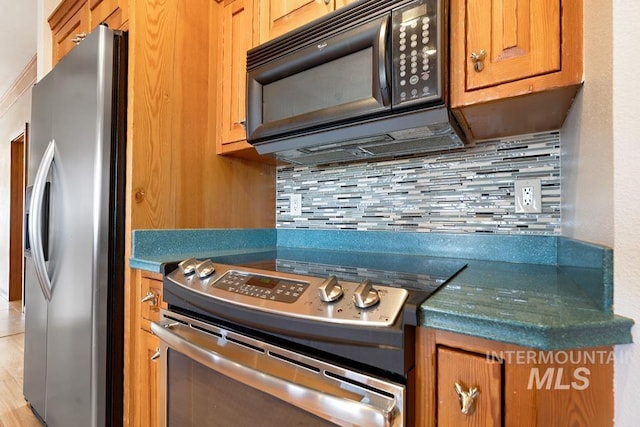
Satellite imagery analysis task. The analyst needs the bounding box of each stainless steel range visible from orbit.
[154,249,465,426]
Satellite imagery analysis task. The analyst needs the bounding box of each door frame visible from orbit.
[9,124,28,302]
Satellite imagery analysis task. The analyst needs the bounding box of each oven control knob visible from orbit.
[352,279,380,309]
[318,275,343,302]
[178,257,199,276]
[194,259,216,279]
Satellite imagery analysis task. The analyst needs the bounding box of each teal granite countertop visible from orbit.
[130,228,633,350]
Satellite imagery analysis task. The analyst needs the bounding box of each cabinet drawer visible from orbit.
[437,346,502,427]
[140,277,164,325]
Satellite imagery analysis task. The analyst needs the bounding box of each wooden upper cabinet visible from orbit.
[49,0,129,65]
[258,0,358,43]
[219,0,256,150]
[49,0,91,65]
[450,0,583,141]
[259,0,332,43]
[90,0,129,31]
[464,0,560,91]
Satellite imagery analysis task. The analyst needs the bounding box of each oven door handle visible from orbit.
[151,320,401,427]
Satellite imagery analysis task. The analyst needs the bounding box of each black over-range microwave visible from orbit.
[246,0,466,165]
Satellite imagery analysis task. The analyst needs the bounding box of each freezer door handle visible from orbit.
[29,139,55,301]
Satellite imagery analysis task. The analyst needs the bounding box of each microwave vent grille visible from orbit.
[276,134,464,166]
[279,150,361,165]
[362,135,463,156]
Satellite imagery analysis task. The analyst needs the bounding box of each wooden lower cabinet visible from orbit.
[137,330,161,427]
[416,328,614,427]
[128,271,164,427]
[437,347,502,427]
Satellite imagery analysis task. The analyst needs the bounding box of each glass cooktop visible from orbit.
[209,247,466,295]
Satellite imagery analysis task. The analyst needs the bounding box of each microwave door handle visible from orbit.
[376,16,391,106]
[29,139,55,302]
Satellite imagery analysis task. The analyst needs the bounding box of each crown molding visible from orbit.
[0,55,37,119]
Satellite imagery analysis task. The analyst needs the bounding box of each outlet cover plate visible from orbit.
[290,194,302,216]
[515,179,542,213]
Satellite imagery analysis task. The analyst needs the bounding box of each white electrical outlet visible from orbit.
[515,179,542,213]
[290,194,302,216]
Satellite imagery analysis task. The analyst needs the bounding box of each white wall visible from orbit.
[612,0,640,424]
[562,0,640,423]
[0,0,58,300]
[0,89,33,299]
[561,0,614,246]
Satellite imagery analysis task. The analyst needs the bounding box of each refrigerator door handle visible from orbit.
[29,139,55,302]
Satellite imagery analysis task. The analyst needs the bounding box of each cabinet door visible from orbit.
[464,0,560,91]
[449,0,582,140]
[259,0,332,43]
[136,330,160,427]
[139,276,164,329]
[437,347,502,427]
[51,1,91,65]
[220,0,255,147]
[90,0,129,30]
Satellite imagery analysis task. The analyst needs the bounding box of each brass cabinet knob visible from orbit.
[470,49,487,72]
[454,382,479,415]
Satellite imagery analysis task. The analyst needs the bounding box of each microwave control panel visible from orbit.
[391,0,441,107]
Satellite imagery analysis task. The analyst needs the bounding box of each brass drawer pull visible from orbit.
[71,32,87,45]
[141,291,157,305]
[150,348,161,361]
[454,382,479,415]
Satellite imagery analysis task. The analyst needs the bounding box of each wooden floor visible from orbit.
[0,300,42,427]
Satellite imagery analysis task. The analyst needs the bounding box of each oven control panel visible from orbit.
[166,261,409,327]
[214,271,309,304]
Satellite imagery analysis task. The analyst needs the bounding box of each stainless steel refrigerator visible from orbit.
[23,25,127,426]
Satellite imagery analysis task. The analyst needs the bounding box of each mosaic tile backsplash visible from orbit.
[276,132,561,234]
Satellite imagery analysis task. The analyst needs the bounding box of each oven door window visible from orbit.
[167,349,335,426]
[247,16,391,142]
